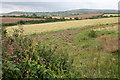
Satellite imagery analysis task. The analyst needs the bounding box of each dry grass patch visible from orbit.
[97,35,118,53]
[6,17,118,35]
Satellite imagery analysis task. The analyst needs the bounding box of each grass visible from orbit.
[6,17,118,35]
[2,28,74,79]
[3,18,119,79]
[31,23,118,78]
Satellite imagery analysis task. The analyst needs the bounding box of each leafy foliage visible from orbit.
[2,28,74,79]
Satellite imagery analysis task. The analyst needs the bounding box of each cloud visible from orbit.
[0,0,119,13]
[2,0,86,2]
[2,0,119,2]
[1,2,55,13]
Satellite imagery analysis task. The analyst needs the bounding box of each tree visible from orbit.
[32,13,37,17]
[48,17,52,19]
[74,17,79,20]
[110,15,113,17]
[41,16,45,19]
[70,18,72,20]
[18,20,25,25]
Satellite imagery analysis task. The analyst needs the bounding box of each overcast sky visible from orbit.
[0,0,119,13]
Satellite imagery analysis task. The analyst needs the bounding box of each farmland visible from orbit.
[103,14,118,17]
[1,17,44,23]
[6,17,118,35]
[2,14,119,79]
[3,21,118,78]
[1,1,120,79]
[64,13,103,19]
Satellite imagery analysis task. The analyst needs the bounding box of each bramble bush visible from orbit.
[2,27,74,79]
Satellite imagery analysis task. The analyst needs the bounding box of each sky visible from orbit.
[0,0,119,13]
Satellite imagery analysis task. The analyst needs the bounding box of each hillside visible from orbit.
[3,9,118,17]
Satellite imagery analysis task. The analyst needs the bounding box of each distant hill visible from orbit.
[3,9,118,17]
[62,9,117,14]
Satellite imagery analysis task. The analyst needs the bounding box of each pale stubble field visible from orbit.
[6,17,118,35]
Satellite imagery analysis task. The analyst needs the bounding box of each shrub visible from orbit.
[2,28,74,79]
[18,20,25,25]
[74,17,79,20]
[2,23,18,26]
[88,30,97,38]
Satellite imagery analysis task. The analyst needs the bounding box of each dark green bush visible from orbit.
[18,20,25,25]
[74,17,79,20]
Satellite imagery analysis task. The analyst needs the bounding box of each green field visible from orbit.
[31,23,118,78]
[3,17,119,79]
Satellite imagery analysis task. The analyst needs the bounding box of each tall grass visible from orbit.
[2,27,74,79]
[2,23,119,79]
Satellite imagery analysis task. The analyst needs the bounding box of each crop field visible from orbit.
[2,17,44,23]
[65,13,103,19]
[6,17,118,35]
[103,14,118,17]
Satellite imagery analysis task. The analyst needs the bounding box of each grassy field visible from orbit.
[6,17,118,35]
[32,23,118,78]
[3,17,119,79]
